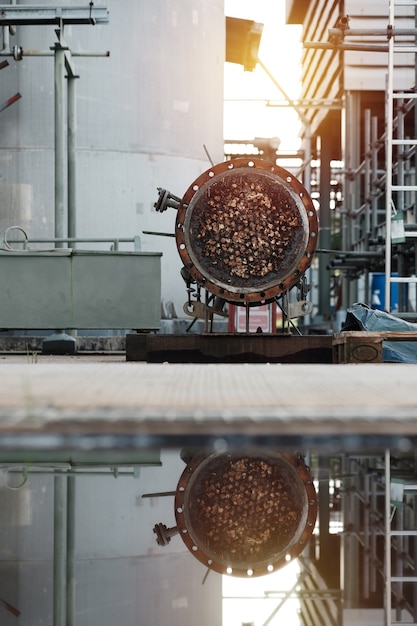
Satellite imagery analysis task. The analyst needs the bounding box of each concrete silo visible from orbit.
[0,0,225,319]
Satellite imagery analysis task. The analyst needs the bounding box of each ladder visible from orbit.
[385,449,417,626]
[385,0,417,312]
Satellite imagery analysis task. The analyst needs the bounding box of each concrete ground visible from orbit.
[0,351,416,454]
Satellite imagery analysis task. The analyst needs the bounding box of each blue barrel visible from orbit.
[371,273,399,311]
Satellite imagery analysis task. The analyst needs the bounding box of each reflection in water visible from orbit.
[222,559,302,626]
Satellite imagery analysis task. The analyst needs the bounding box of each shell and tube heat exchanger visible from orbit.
[155,158,318,323]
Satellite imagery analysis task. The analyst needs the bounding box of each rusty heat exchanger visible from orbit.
[156,158,318,304]
[153,449,317,577]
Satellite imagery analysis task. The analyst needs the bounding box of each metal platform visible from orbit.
[0,358,416,455]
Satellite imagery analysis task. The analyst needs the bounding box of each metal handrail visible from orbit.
[1,232,142,251]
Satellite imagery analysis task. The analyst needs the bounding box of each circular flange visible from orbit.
[174,449,317,578]
[175,159,318,304]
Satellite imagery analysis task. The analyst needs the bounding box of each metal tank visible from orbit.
[0,0,225,316]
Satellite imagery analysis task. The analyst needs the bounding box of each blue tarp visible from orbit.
[343,303,417,363]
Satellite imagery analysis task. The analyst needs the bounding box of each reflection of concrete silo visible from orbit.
[0,1,225,315]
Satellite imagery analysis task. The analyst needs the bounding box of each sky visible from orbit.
[224,0,303,153]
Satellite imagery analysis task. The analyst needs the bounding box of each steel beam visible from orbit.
[0,5,109,26]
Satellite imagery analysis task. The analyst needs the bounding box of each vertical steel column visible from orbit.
[371,116,379,235]
[2,24,9,52]
[340,456,346,606]
[364,472,371,599]
[384,1,395,312]
[67,73,78,341]
[345,92,354,252]
[340,95,350,307]
[413,493,417,624]
[341,455,359,608]
[370,473,377,594]
[364,110,371,302]
[344,92,361,305]
[397,99,406,311]
[318,456,331,563]
[67,76,77,243]
[54,27,67,248]
[395,503,404,622]
[385,449,392,626]
[397,99,405,216]
[54,473,67,626]
[414,6,417,285]
[351,458,360,606]
[364,109,372,239]
[415,6,417,228]
[318,135,332,317]
[66,475,76,626]
[340,455,349,606]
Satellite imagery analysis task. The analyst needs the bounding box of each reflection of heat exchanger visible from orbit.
[152,449,317,578]
[155,158,318,321]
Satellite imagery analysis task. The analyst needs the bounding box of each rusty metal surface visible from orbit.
[174,449,317,577]
[175,159,318,303]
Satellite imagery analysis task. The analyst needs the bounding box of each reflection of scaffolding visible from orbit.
[384,449,417,626]
[337,453,417,626]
